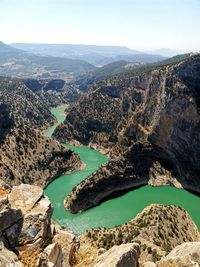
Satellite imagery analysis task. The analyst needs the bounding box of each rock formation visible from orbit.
[58,53,200,213]
[94,243,140,267]
[0,181,79,267]
[157,242,200,267]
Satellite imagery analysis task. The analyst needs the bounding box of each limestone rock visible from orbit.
[54,229,76,244]
[0,241,24,267]
[4,184,53,250]
[37,243,62,267]
[0,205,22,233]
[158,242,200,267]
[94,243,140,267]
[8,184,43,213]
[53,228,78,267]
[6,190,52,248]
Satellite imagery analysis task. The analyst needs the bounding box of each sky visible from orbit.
[0,0,200,50]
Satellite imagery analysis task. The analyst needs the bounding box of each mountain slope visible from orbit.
[0,79,80,187]
[84,204,199,263]
[0,79,56,128]
[23,78,82,107]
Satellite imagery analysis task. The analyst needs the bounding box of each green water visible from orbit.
[43,105,68,137]
[44,106,200,235]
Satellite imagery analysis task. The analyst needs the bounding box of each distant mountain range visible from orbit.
[0,41,95,80]
[0,41,192,80]
[11,43,166,66]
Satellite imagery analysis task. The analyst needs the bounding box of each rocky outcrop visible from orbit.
[0,183,52,266]
[84,204,200,263]
[62,53,200,213]
[5,184,52,252]
[37,243,63,267]
[8,184,43,213]
[94,243,140,267]
[158,242,200,267]
[0,183,52,250]
[0,182,80,267]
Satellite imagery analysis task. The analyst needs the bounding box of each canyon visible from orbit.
[54,54,200,213]
[0,52,200,266]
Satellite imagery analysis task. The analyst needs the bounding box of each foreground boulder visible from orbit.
[5,184,53,251]
[8,184,43,213]
[0,183,53,266]
[37,242,63,267]
[0,182,82,266]
[94,243,140,267]
[158,242,200,267]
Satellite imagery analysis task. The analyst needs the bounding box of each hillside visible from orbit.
[0,79,80,187]
[82,204,200,263]
[23,78,82,107]
[53,53,200,213]
[0,42,95,79]
[0,79,55,128]
[71,54,192,92]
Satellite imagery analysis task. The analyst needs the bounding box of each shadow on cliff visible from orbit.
[2,210,24,256]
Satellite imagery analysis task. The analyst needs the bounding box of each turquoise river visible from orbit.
[44,106,200,235]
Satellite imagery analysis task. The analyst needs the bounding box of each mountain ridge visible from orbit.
[0,41,95,79]
[11,42,166,66]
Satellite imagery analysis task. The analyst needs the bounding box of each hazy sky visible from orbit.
[0,0,199,50]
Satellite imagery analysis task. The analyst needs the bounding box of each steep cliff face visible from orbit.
[59,54,200,212]
[54,90,122,145]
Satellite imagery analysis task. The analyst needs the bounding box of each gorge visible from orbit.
[1,52,200,266]
[44,105,200,235]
